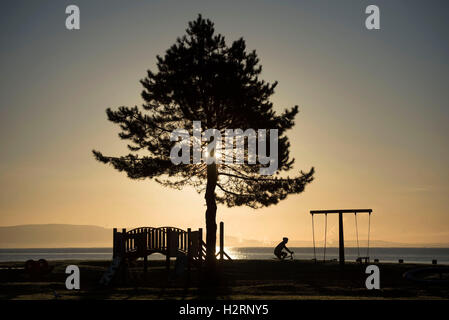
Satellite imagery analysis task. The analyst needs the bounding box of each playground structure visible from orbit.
[310,209,373,265]
[100,221,231,285]
[113,226,203,272]
[113,221,231,267]
[100,222,232,285]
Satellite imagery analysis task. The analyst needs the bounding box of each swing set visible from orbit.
[310,209,372,265]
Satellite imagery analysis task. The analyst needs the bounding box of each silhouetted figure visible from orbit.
[274,237,293,260]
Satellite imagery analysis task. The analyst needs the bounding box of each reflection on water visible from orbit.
[227,247,449,264]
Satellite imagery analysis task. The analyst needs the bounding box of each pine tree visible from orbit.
[93,15,314,268]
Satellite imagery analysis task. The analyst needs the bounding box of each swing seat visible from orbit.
[356,257,370,264]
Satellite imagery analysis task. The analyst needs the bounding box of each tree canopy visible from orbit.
[93,15,314,264]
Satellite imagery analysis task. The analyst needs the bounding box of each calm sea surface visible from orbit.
[1,247,449,264]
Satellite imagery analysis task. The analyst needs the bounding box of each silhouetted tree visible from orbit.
[93,15,314,268]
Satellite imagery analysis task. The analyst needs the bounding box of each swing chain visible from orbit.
[367,212,371,259]
[355,212,360,257]
[323,213,327,262]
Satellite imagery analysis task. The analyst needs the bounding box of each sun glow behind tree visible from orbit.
[93,15,314,268]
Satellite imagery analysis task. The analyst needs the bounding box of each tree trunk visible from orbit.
[205,162,217,268]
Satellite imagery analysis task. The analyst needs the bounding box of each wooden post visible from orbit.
[150,229,154,249]
[121,228,127,256]
[338,212,345,265]
[120,228,127,283]
[158,229,162,249]
[166,229,171,271]
[198,228,203,269]
[187,228,191,273]
[113,228,117,258]
[143,230,148,273]
[220,222,224,261]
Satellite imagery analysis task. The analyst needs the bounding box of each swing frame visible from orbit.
[310,209,372,265]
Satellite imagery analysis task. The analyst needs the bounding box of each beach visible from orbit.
[1,259,448,300]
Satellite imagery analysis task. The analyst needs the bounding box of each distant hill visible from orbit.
[0,224,111,248]
[0,224,447,248]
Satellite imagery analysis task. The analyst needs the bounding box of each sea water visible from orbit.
[1,247,448,264]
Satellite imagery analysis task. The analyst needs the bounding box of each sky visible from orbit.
[1,0,448,246]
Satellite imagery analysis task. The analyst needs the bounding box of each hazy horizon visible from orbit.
[1,224,448,248]
[1,1,449,245]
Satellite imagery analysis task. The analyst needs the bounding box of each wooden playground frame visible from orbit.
[112,221,231,273]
